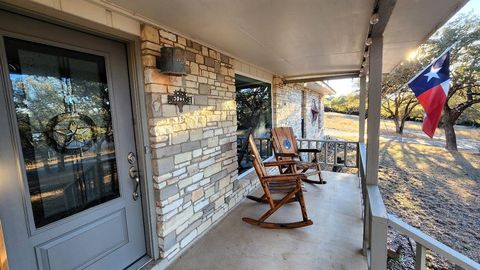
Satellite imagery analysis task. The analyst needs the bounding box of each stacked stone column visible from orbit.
[141,24,259,260]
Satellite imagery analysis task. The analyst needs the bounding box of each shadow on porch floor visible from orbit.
[168,171,367,270]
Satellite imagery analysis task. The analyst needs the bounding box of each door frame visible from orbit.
[0,2,159,264]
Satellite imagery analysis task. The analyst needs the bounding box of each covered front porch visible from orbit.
[167,171,366,270]
[1,0,477,270]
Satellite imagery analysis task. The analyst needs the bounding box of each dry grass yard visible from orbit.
[324,112,480,267]
[325,112,480,148]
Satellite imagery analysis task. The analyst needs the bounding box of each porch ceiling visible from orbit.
[107,0,467,76]
[383,0,467,72]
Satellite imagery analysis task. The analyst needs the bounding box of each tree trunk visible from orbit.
[395,124,404,134]
[443,111,458,151]
[393,118,404,134]
[398,117,408,135]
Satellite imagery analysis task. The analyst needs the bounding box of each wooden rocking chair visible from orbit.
[242,135,313,229]
[271,127,326,184]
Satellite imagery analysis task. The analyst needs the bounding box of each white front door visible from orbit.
[0,10,146,269]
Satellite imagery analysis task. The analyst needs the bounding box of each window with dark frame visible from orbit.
[235,74,272,174]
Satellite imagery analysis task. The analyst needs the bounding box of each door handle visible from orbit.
[132,176,140,201]
[129,166,140,201]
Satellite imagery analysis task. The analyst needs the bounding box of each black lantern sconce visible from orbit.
[156,47,187,76]
[157,46,192,112]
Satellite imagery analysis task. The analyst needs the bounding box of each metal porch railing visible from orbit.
[357,142,480,270]
[238,137,362,171]
[297,139,359,168]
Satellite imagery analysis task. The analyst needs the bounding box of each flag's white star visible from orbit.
[424,65,441,82]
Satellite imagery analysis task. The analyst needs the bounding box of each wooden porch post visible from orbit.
[359,75,367,143]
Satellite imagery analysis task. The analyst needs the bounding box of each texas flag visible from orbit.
[408,51,450,138]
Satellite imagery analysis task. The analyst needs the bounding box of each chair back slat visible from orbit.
[271,127,298,159]
[248,135,267,178]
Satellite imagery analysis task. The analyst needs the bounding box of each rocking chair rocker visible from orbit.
[242,135,313,229]
[271,127,326,184]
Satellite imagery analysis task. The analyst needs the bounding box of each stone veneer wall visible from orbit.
[140,24,259,261]
[272,78,325,139]
[272,77,303,138]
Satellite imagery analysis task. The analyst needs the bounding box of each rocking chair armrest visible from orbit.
[298,148,321,153]
[275,152,298,158]
[263,160,297,167]
[262,174,306,182]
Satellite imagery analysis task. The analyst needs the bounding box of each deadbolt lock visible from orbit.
[127,152,136,164]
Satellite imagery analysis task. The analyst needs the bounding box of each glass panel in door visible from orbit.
[4,37,119,228]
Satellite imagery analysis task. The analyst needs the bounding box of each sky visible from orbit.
[326,0,480,97]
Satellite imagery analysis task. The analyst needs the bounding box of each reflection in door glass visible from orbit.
[4,37,120,227]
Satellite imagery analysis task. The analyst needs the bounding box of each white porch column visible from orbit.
[366,36,388,270]
[366,36,383,186]
[358,75,367,143]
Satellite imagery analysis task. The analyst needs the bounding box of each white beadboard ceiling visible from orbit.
[107,0,467,76]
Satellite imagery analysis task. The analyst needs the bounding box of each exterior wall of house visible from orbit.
[272,77,304,138]
[319,96,325,136]
[272,77,325,139]
[5,0,141,36]
[140,24,261,261]
[2,1,327,266]
[305,90,325,139]
[232,59,273,83]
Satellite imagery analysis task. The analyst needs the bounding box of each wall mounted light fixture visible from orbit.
[156,47,187,76]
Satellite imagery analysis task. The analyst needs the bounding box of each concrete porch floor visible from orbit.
[168,171,368,270]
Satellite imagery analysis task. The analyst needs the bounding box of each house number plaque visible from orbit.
[167,89,192,113]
